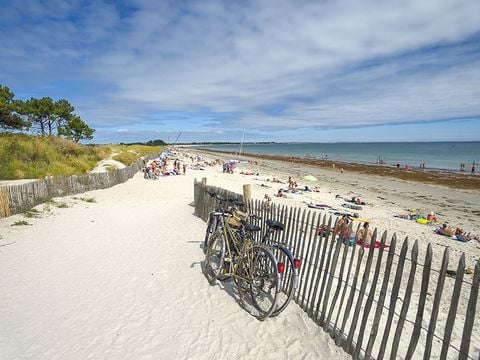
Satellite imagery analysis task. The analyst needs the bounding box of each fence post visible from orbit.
[440,253,465,359]
[200,178,207,220]
[405,243,433,359]
[459,257,480,360]
[243,184,251,202]
[424,246,450,360]
[0,186,10,218]
[390,240,418,358]
[365,234,398,358]
[193,180,200,216]
[377,238,409,359]
[353,230,388,358]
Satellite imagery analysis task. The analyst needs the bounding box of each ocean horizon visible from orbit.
[193,141,480,171]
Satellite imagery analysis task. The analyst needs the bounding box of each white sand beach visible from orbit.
[0,156,349,359]
[0,148,478,359]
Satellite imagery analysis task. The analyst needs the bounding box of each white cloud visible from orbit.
[1,0,479,140]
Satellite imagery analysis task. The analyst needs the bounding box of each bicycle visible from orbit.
[242,218,300,317]
[203,193,280,320]
[203,191,243,254]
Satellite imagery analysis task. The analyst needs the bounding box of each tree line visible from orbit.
[119,139,167,146]
[0,84,94,142]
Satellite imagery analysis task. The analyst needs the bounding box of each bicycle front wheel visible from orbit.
[236,246,279,320]
[204,230,226,285]
[203,214,219,254]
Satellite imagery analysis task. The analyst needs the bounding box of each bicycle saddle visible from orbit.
[243,222,261,232]
[266,220,285,231]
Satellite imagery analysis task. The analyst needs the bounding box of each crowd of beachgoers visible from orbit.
[142,151,214,179]
[164,147,480,252]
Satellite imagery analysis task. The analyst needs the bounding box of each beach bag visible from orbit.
[343,236,356,246]
[227,209,248,228]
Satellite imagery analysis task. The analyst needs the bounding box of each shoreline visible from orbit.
[190,148,480,190]
[185,147,480,268]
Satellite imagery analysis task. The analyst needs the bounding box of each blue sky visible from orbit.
[1,0,479,143]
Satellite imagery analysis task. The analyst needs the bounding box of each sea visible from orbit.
[193,142,480,172]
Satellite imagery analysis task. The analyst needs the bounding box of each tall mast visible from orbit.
[173,131,183,145]
[239,129,245,156]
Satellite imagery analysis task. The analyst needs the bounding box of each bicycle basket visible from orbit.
[227,209,248,228]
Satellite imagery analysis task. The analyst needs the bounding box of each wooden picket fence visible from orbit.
[194,180,480,360]
[0,154,158,218]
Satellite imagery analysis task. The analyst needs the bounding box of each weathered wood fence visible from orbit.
[0,155,158,218]
[194,180,480,360]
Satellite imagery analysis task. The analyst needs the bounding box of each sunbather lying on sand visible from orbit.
[268,177,284,183]
[435,223,455,237]
[336,194,367,205]
[275,189,287,198]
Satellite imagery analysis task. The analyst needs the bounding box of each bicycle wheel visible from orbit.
[204,230,226,285]
[269,244,298,317]
[236,246,279,320]
[203,214,219,254]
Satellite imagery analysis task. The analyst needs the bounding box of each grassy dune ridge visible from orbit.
[0,133,162,180]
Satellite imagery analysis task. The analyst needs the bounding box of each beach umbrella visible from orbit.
[303,175,318,182]
[159,152,169,159]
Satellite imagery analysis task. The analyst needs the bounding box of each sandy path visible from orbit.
[0,170,348,359]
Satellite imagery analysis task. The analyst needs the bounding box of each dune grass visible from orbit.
[0,133,163,180]
[110,144,163,166]
[11,220,31,226]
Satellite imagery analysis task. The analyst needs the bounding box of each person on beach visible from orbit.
[288,177,295,189]
[437,223,454,236]
[455,228,467,242]
[427,211,437,222]
[472,164,476,175]
[350,196,365,205]
[336,215,350,237]
[357,222,372,243]
[275,189,287,198]
[263,194,272,210]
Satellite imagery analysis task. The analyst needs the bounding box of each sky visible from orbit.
[1,0,480,144]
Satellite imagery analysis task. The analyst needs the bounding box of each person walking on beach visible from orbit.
[472,164,476,175]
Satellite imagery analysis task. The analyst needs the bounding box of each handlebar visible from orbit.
[206,191,244,207]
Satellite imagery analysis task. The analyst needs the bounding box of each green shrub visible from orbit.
[23,209,41,218]
[74,196,96,203]
[11,220,31,226]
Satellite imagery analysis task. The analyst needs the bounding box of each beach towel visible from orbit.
[355,240,390,249]
[342,203,363,210]
[308,203,332,210]
[329,209,359,218]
